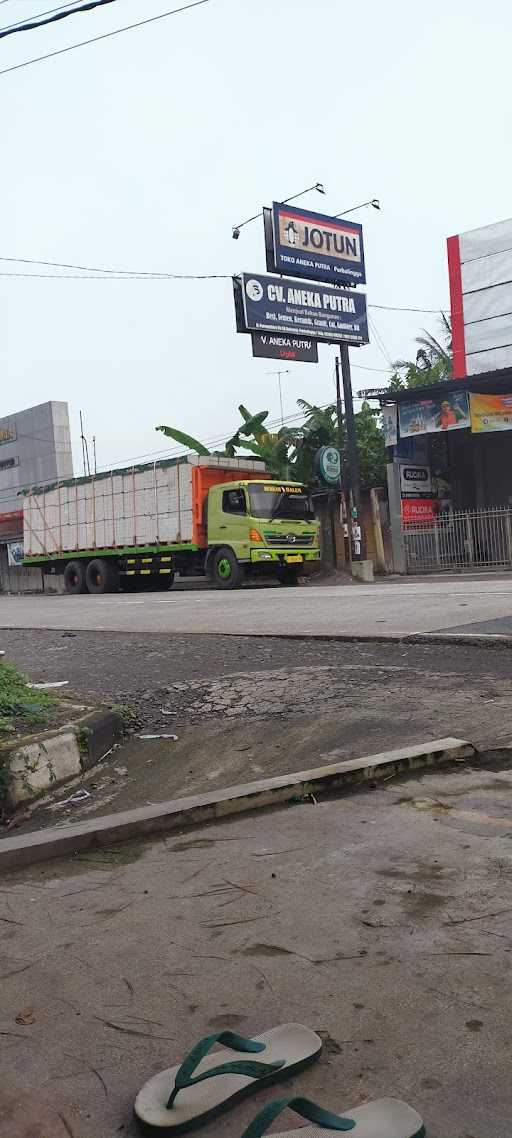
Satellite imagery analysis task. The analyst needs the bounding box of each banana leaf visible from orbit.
[156,425,210,456]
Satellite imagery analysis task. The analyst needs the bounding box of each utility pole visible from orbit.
[339,342,365,561]
[266,369,290,426]
[334,356,348,565]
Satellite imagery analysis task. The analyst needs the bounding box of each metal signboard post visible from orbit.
[240,272,369,345]
[233,198,371,571]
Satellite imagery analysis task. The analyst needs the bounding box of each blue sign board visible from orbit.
[271,202,365,286]
[240,272,369,346]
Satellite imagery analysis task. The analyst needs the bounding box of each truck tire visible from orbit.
[64,560,87,595]
[86,558,119,595]
[277,566,300,586]
[211,547,245,590]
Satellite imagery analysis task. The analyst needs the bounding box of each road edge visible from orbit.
[0,736,475,870]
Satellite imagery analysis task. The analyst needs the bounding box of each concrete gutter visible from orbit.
[0,736,475,870]
[2,708,124,809]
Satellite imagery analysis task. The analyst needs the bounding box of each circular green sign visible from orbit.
[317,446,341,486]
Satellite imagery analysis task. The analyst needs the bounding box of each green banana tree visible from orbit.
[156,406,297,479]
[155,425,211,456]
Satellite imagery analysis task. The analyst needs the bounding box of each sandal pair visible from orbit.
[134,1023,424,1137]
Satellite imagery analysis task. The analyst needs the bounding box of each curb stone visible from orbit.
[0,736,474,870]
[3,708,124,810]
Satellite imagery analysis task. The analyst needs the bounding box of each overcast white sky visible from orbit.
[2,0,512,473]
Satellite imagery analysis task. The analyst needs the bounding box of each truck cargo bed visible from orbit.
[23,455,266,559]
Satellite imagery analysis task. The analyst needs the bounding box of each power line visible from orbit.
[0,397,378,499]
[370,302,445,314]
[1,4,87,34]
[0,0,212,77]
[368,314,394,367]
[0,261,443,315]
[0,0,119,41]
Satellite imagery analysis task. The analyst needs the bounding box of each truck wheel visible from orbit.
[86,558,119,594]
[64,560,87,595]
[212,547,245,590]
[277,567,300,586]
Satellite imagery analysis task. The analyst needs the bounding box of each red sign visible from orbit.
[402,498,439,525]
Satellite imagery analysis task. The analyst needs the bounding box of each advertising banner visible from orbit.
[240,272,369,345]
[7,540,24,566]
[270,203,365,286]
[469,392,512,433]
[399,391,470,438]
[250,331,318,363]
[400,465,432,495]
[382,404,398,447]
[402,499,439,525]
[0,425,16,445]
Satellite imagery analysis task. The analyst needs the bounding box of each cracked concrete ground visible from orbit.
[7,643,512,834]
[1,760,512,1137]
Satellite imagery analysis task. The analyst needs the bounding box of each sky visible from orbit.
[2,0,512,475]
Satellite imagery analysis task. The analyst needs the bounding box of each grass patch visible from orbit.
[0,662,59,810]
[0,661,57,732]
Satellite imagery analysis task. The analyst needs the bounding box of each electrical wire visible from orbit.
[0,3,87,33]
[0,0,119,40]
[0,0,211,77]
[0,261,444,314]
[368,314,394,367]
[0,269,231,280]
[370,302,444,314]
[0,256,444,311]
[0,396,380,500]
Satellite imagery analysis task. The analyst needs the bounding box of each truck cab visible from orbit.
[206,479,320,588]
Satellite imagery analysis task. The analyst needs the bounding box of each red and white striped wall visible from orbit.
[447,217,512,379]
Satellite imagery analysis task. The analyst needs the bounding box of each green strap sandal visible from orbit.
[134,1024,322,1134]
[240,1096,426,1138]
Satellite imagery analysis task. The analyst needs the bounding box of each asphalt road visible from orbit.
[2,575,512,636]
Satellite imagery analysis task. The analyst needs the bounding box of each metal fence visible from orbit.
[403,506,512,573]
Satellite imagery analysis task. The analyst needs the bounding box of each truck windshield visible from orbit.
[249,484,315,521]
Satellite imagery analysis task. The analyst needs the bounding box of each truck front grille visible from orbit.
[263,532,315,547]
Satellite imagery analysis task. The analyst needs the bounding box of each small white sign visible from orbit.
[400,464,432,495]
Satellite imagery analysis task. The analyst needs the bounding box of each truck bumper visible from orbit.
[250,548,321,567]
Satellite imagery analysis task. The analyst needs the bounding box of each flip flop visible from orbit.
[239,1095,425,1138]
[134,1024,322,1135]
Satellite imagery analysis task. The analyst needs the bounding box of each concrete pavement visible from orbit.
[2,575,512,637]
[2,760,512,1137]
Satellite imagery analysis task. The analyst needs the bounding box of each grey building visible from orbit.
[0,401,73,592]
[0,400,73,517]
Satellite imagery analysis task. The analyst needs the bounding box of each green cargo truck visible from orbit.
[23,455,320,593]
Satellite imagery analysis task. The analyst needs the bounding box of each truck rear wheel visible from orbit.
[86,558,119,594]
[64,560,87,595]
[211,547,245,590]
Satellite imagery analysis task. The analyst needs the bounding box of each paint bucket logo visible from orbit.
[284,221,299,246]
[246,279,264,302]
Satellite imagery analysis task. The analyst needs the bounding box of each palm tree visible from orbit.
[390,313,452,389]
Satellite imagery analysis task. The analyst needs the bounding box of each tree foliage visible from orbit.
[389,314,452,390]
[156,397,387,490]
